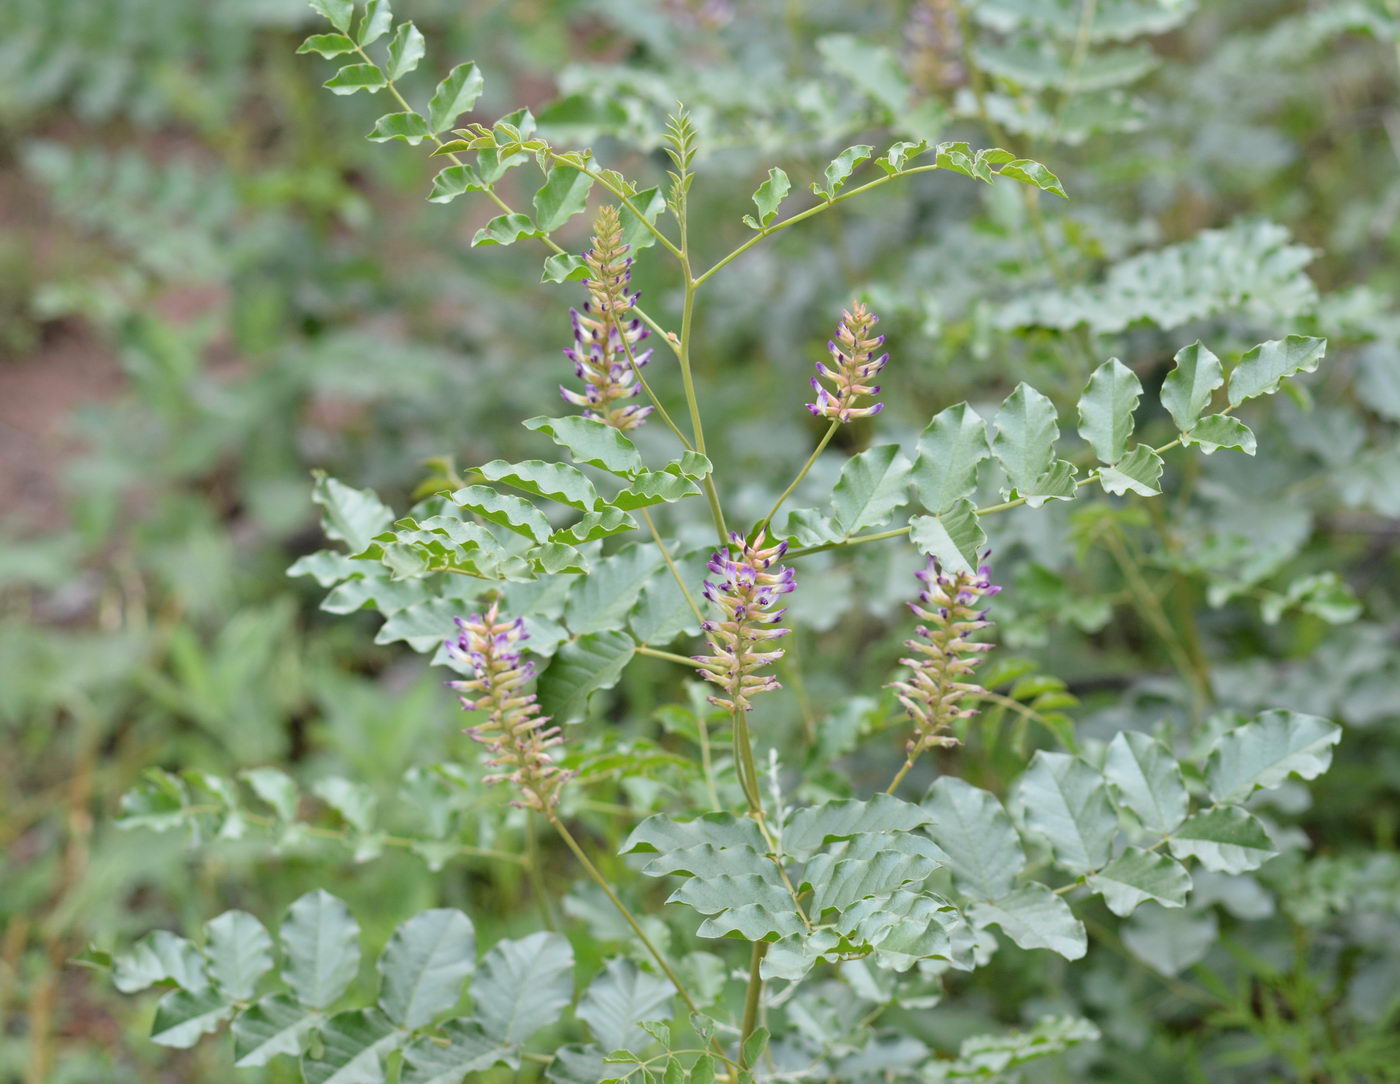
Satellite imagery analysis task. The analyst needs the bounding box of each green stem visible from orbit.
[177,806,528,865]
[605,305,693,452]
[787,435,1190,560]
[636,644,704,668]
[885,735,928,795]
[697,713,722,812]
[1103,529,1211,719]
[350,45,681,356]
[740,941,768,1066]
[638,508,703,624]
[760,420,840,533]
[549,817,704,1018]
[731,709,766,817]
[524,814,558,930]
[696,162,988,287]
[544,150,683,259]
[676,267,729,544]
[974,689,1079,753]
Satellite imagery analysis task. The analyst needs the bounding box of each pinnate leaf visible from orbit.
[1160,341,1222,431]
[309,0,354,31]
[829,444,911,536]
[301,1008,401,1084]
[150,987,235,1048]
[114,931,209,994]
[922,777,1025,901]
[1205,710,1341,804]
[1098,445,1163,496]
[536,630,635,723]
[280,890,361,1010]
[622,813,767,857]
[783,794,933,861]
[386,22,425,79]
[471,932,574,1044]
[471,213,542,247]
[428,165,485,204]
[479,459,599,510]
[743,167,790,229]
[427,62,484,133]
[451,485,553,543]
[1168,807,1275,874]
[401,1019,516,1082]
[970,883,1086,959]
[377,909,476,1028]
[299,33,356,57]
[368,111,429,145]
[313,473,393,554]
[233,994,319,1067]
[1103,731,1187,835]
[533,166,594,232]
[357,0,392,45]
[523,415,643,474]
[908,500,986,575]
[1077,358,1141,464]
[1183,413,1256,455]
[1228,335,1326,405]
[911,402,989,514]
[992,383,1060,494]
[812,144,873,199]
[1014,752,1116,875]
[204,911,274,1001]
[577,958,674,1051]
[1086,849,1192,917]
[324,63,386,95]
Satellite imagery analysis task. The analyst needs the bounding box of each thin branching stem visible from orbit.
[638,508,704,624]
[760,420,840,533]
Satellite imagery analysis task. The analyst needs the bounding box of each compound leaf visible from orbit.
[1014,752,1116,875]
[1077,358,1141,464]
[280,891,362,1011]
[922,777,1025,901]
[1086,849,1192,917]
[1168,807,1275,874]
[1103,731,1188,835]
[911,402,989,515]
[1205,710,1342,804]
[471,932,574,1044]
[378,909,476,1029]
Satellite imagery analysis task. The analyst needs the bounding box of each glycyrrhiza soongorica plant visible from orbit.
[96,3,1346,1081]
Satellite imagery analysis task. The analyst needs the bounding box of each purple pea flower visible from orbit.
[807,300,889,422]
[887,553,1000,751]
[445,602,573,811]
[693,530,796,713]
[560,206,654,432]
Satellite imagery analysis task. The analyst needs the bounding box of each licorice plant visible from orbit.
[99,3,1346,1081]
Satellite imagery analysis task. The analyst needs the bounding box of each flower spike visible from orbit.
[807,300,889,422]
[694,530,796,713]
[888,553,1000,751]
[445,603,573,811]
[561,206,654,431]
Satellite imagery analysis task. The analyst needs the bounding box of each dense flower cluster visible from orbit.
[445,603,572,811]
[694,531,796,712]
[889,554,1000,750]
[807,301,889,422]
[560,206,654,431]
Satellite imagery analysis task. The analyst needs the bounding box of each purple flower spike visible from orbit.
[560,206,654,432]
[806,301,889,422]
[444,602,573,811]
[886,552,1000,752]
[693,530,795,713]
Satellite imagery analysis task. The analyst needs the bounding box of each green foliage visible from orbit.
[9,0,1396,1080]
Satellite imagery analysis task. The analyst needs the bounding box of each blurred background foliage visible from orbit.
[1,0,1399,1080]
